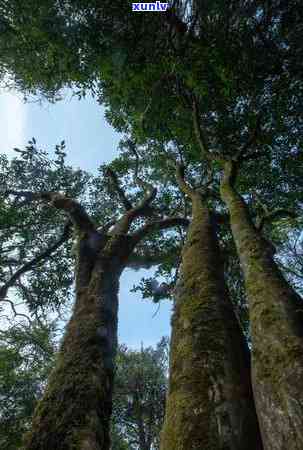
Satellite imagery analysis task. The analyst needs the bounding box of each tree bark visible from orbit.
[220,161,303,450]
[23,234,125,450]
[160,193,262,450]
[11,177,188,450]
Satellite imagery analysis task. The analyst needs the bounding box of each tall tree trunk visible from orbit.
[220,161,303,450]
[13,174,187,450]
[160,193,262,450]
[23,241,123,450]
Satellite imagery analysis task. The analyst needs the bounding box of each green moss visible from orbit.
[160,200,260,450]
[22,274,117,450]
[221,176,303,447]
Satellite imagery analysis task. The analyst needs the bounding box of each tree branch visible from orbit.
[221,159,239,189]
[175,162,218,201]
[109,144,158,235]
[0,298,32,324]
[131,217,189,245]
[192,97,224,163]
[129,142,157,205]
[0,221,72,302]
[126,247,180,270]
[105,168,133,211]
[110,198,156,235]
[236,114,262,161]
[256,209,298,231]
[5,191,95,233]
[175,163,196,198]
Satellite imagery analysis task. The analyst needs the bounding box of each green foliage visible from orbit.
[0,144,89,316]
[1,1,302,236]
[0,142,183,448]
[0,321,56,450]
[112,338,169,450]
[0,2,303,445]
[0,141,145,318]
[0,328,168,450]
[276,227,303,296]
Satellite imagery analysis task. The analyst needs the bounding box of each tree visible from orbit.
[184,94,303,447]
[112,338,168,450]
[0,142,87,320]
[0,321,55,450]
[100,4,303,445]
[219,158,303,449]
[160,164,262,450]
[1,1,303,448]
[0,324,168,450]
[102,130,300,446]
[1,144,188,450]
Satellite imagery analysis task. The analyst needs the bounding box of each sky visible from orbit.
[0,88,172,349]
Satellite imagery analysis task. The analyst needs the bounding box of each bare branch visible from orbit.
[105,168,133,211]
[110,199,155,235]
[131,217,189,245]
[175,162,219,201]
[0,221,72,302]
[1,298,32,324]
[5,190,95,232]
[109,145,158,235]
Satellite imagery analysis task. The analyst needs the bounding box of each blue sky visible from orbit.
[0,89,172,348]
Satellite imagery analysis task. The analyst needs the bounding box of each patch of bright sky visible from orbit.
[0,90,26,156]
[0,89,172,348]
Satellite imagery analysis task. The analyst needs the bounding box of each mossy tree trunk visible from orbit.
[160,168,262,450]
[23,232,128,450]
[15,187,187,450]
[220,161,303,450]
